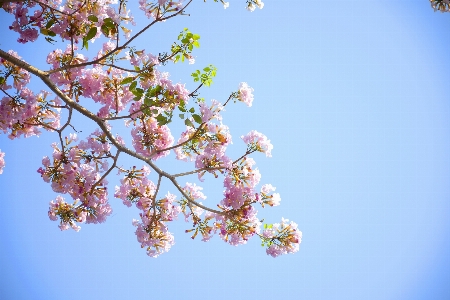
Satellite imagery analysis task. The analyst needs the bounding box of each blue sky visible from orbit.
[0,0,449,299]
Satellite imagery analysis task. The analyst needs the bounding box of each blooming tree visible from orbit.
[0,0,301,258]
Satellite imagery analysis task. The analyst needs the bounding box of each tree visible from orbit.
[0,0,301,258]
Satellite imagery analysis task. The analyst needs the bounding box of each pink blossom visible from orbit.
[241,130,273,157]
[0,150,5,174]
[237,82,254,107]
[131,117,174,160]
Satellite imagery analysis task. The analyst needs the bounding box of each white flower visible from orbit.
[223,2,229,9]
[247,3,255,12]
[255,0,264,9]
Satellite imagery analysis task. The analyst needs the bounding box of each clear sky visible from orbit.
[1,1,449,299]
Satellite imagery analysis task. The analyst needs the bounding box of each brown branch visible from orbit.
[0,48,224,216]
[45,0,193,74]
[151,123,206,156]
[172,166,225,178]
[89,150,121,194]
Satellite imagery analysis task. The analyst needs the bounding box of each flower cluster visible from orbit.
[131,116,174,160]
[40,132,113,229]
[3,0,134,44]
[48,195,87,231]
[259,184,281,207]
[241,130,273,157]
[114,165,155,207]
[0,50,30,90]
[237,82,254,107]
[262,218,302,258]
[0,51,60,139]
[115,166,182,257]
[139,0,184,19]
[178,182,206,222]
[0,88,61,139]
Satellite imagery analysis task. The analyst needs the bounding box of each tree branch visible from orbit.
[0,48,225,216]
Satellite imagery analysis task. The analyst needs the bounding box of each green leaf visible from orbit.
[193,41,200,48]
[178,106,186,112]
[185,119,194,127]
[86,27,97,41]
[103,18,114,24]
[179,114,185,119]
[0,77,5,85]
[45,19,55,29]
[101,24,110,36]
[156,114,167,125]
[129,81,137,91]
[82,38,89,50]
[132,88,144,97]
[189,107,195,113]
[192,114,202,124]
[192,34,200,40]
[88,15,98,22]
[40,28,49,35]
[120,77,134,85]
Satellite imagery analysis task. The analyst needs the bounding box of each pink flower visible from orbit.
[237,82,254,107]
[241,130,273,157]
[131,117,174,160]
[0,150,5,174]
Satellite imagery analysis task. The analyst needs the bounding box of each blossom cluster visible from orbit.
[237,82,254,107]
[131,116,175,160]
[40,132,113,229]
[139,0,184,20]
[241,130,273,157]
[0,50,61,139]
[115,166,182,257]
[262,218,303,258]
[3,0,134,44]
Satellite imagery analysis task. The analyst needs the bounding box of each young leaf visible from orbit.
[45,19,55,29]
[120,77,134,85]
[88,15,98,22]
[86,27,97,41]
[185,119,194,127]
[192,114,202,124]
[129,81,137,91]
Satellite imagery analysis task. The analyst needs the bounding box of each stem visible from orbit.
[45,0,193,74]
